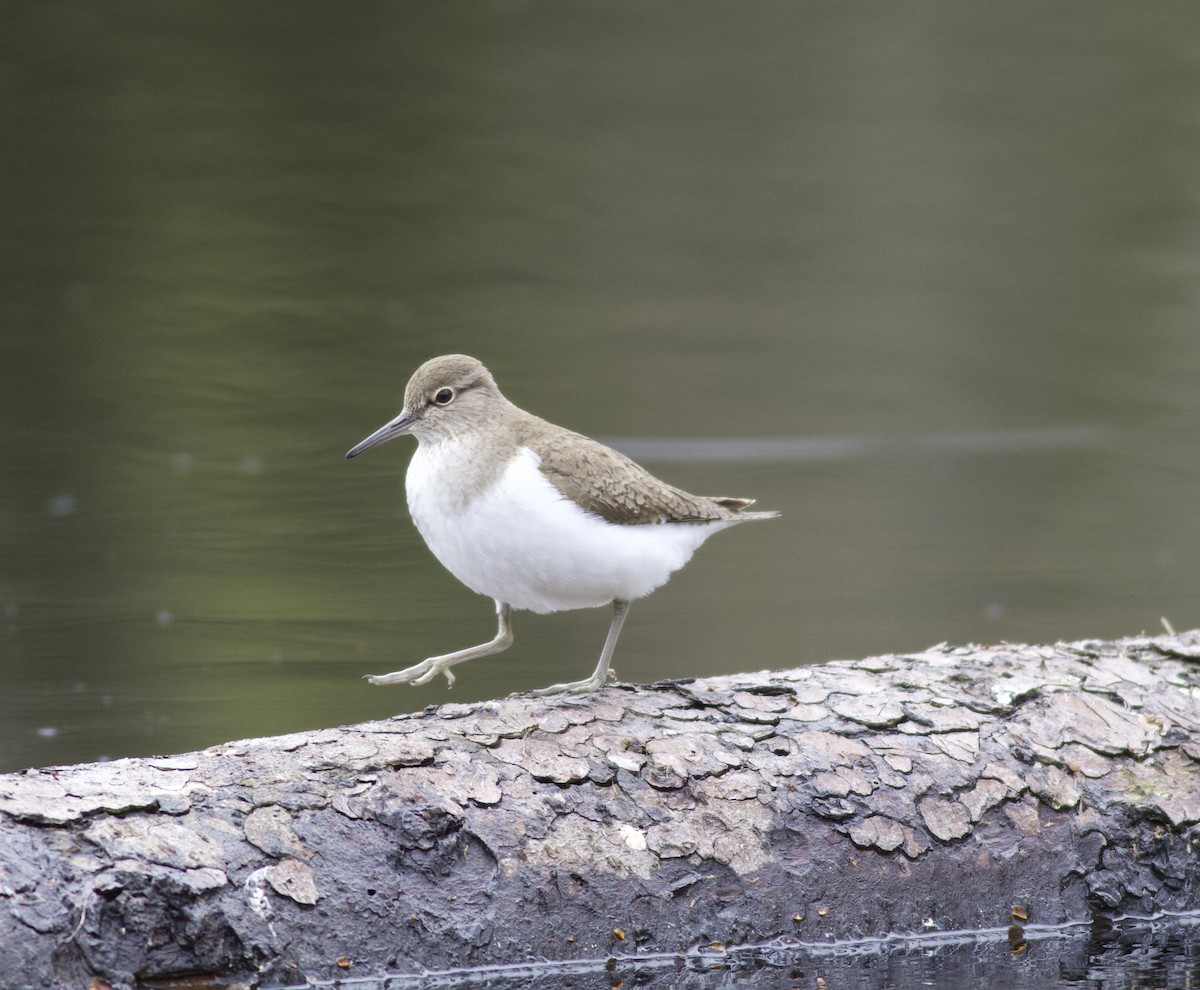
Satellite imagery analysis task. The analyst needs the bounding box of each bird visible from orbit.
[345,354,778,696]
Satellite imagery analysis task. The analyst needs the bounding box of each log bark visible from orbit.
[3,631,1200,988]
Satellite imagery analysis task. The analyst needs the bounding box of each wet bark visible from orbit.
[3,631,1200,989]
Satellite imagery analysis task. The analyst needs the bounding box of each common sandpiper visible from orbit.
[346,354,778,696]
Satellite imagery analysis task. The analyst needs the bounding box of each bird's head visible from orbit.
[345,354,505,457]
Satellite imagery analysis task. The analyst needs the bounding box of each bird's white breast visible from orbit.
[405,441,732,613]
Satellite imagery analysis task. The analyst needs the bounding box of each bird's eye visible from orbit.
[433,387,455,405]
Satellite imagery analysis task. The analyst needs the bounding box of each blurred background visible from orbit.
[2,2,1198,773]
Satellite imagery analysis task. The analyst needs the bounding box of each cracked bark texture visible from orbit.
[3,631,1200,988]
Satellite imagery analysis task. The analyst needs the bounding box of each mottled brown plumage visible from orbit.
[522,420,774,526]
[358,353,778,526]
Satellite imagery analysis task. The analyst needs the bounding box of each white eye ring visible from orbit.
[433,387,455,406]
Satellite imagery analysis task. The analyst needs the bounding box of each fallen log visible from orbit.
[2,631,1200,988]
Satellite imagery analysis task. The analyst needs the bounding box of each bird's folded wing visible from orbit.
[524,427,738,526]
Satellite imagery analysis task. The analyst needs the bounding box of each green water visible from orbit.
[2,3,1199,781]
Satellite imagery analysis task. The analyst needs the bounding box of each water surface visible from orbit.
[2,2,1199,781]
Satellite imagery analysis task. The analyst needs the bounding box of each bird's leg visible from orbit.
[529,599,631,697]
[366,600,513,688]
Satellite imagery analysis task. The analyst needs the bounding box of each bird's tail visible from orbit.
[710,497,780,520]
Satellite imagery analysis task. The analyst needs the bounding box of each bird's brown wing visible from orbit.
[522,423,748,525]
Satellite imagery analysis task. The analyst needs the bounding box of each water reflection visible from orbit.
[2,2,1200,781]
[283,913,1200,990]
[609,426,1104,462]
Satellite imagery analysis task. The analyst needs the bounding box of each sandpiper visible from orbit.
[346,354,778,695]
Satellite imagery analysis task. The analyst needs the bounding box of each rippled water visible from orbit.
[285,914,1200,989]
[2,0,1199,797]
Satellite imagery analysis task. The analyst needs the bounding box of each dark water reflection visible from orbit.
[285,915,1200,989]
[3,4,1200,780]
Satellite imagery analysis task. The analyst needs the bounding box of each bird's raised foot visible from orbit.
[365,658,457,688]
[363,617,515,690]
